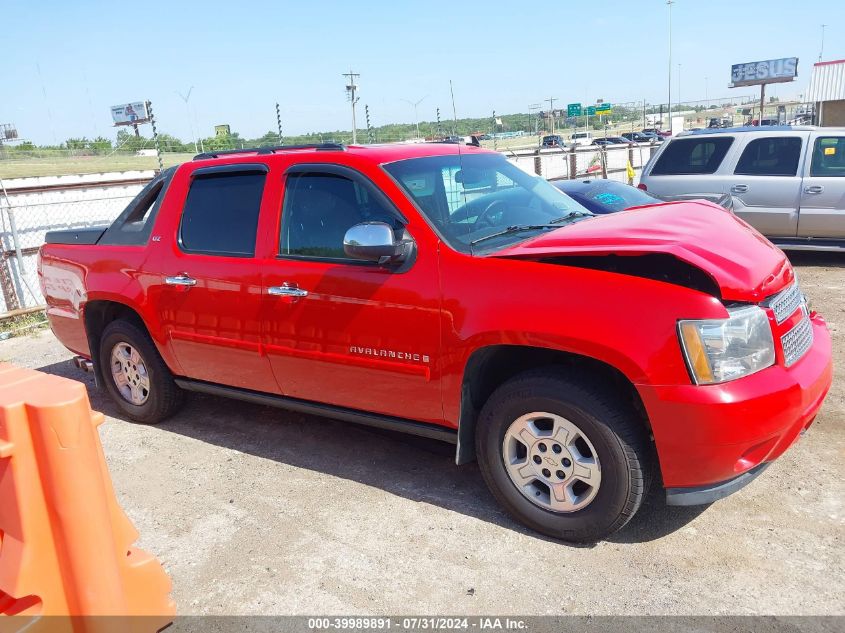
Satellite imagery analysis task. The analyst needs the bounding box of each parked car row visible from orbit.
[543,130,666,149]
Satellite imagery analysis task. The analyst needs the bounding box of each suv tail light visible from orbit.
[637,183,648,191]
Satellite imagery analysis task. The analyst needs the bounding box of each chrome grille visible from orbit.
[781,312,813,367]
[767,282,803,324]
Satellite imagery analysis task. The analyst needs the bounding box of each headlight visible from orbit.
[678,306,775,384]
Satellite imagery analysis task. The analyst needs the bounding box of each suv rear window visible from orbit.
[810,136,845,177]
[734,137,802,176]
[179,169,266,256]
[651,137,734,175]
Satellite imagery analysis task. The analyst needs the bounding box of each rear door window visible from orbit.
[734,137,802,176]
[179,169,267,256]
[810,136,845,177]
[651,137,734,175]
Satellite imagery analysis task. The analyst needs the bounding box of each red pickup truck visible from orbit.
[38,142,832,542]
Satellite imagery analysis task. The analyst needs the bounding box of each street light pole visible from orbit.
[176,86,198,154]
[667,0,674,131]
[677,63,682,108]
[401,96,427,139]
[819,24,827,62]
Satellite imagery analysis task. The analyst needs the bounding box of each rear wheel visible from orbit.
[99,319,183,424]
[476,368,651,542]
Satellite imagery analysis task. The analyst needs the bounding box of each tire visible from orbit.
[476,368,651,543]
[99,319,184,424]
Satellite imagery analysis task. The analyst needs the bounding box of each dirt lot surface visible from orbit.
[2,252,842,616]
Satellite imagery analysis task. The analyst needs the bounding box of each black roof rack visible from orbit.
[193,142,346,160]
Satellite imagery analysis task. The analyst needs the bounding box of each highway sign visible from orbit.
[585,106,597,116]
[567,103,582,117]
[595,102,612,115]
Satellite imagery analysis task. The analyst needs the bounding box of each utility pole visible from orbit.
[528,103,540,138]
[492,110,497,151]
[667,0,674,131]
[365,104,374,144]
[546,97,557,134]
[275,102,283,144]
[343,70,360,144]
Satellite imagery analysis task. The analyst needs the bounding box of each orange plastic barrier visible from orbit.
[0,363,174,632]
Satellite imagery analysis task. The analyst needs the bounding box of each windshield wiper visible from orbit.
[470,224,561,247]
[549,210,593,224]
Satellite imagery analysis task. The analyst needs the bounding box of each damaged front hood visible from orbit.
[491,201,792,302]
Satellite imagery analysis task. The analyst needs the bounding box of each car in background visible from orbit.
[639,125,845,250]
[553,178,733,215]
[708,117,733,129]
[639,131,664,143]
[750,118,781,127]
[570,132,594,146]
[594,137,629,146]
[621,132,652,143]
[642,128,671,138]
[541,134,566,148]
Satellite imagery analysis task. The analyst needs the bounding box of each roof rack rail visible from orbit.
[193,142,346,160]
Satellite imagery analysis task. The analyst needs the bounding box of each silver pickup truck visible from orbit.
[639,126,845,251]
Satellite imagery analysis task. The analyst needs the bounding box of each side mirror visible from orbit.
[343,222,409,265]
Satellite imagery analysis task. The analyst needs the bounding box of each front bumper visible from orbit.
[637,315,832,496]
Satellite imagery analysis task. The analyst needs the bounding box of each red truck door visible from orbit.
[144,163,280,394]
[260,164,443,425]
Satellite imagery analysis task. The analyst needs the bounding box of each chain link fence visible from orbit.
[0,173,153,314]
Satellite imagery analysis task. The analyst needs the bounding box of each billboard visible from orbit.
[730,58,798,87]
[0,124,18,141]
[110,101,150,126]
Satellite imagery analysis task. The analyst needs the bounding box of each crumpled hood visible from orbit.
[491,201,793,302]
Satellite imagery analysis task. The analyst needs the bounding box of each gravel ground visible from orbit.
[2,252,843,616]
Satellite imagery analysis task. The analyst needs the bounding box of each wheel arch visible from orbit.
[82,298,175,386]
[455,344,650,465]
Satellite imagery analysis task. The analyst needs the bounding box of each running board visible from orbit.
[770,239,845,252]
[174,378,458,444]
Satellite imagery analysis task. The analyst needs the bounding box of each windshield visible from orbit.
[383,153,592,254]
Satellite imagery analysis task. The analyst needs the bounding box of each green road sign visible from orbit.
[595,102,612,115]
[567,103,582,117]
[585,106,597,116]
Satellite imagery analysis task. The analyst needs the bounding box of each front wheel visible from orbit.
[476,369,651,543]
[99,319,184,424]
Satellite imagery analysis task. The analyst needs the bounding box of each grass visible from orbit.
[0,152,195,179]
[0,310,48,341]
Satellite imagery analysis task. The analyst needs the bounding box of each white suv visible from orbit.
[570,132,594,147]
[639,126,845,250]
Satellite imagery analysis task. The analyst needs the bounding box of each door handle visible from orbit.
[164,274,197,287]
[268,282,308,298]
[804,185,824,194]
[730,184,748,193]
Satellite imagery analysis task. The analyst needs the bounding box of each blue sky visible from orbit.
[3,0,843,144]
